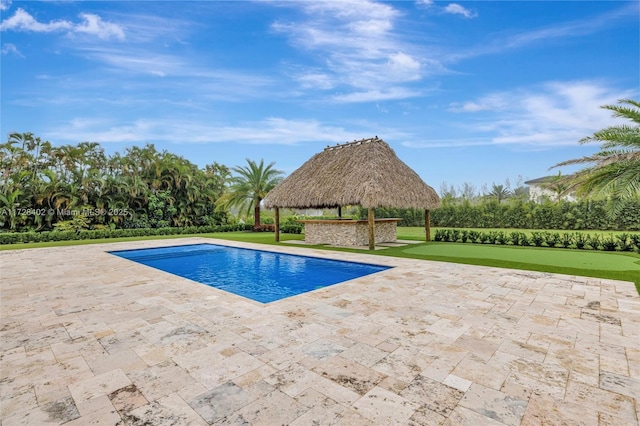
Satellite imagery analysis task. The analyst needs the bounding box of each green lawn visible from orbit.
[403,243,640,271]
[2,229,639,293]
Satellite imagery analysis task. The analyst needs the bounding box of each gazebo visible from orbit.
[263,137,441,250]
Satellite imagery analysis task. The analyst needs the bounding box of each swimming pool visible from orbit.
[110,243,391,303]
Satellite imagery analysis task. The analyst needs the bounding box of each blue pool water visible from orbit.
[110,244,391,303]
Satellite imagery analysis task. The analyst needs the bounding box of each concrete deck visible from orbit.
[1,238,639,425]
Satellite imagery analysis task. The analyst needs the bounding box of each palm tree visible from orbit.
[204,162,230,199]
[488,183,512,203]
[0,188,23,230]
[552,98,640,214]
[222,159,283,229]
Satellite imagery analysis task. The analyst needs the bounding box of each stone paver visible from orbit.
[1,237,639,425]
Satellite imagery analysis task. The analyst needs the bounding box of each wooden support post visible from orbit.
[338,206,342,218]
[274,207,280,242]
[368,207,375,251]
[425,209,431,242]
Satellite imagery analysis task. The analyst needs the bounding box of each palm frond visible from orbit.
[223,158,284,222]
[551,98,640,205]
[552,149,630,167]
[580,125,640,148]
[573,161,640,200]
[602,99,640,124]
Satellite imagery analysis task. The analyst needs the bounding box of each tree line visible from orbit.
[0,133,233,232]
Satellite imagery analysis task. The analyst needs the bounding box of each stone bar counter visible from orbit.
[297,218,402,246]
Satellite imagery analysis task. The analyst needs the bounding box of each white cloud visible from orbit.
[302,0,400,22]
[75,47,275,101]
[0,0,11,11]
[0,8,72,32]
[416,0,476,18]
[295,72,334,90]
[75,13,125,40]
[46,117,363,146]
[449,102,485,112]
[1,42,22,57]
[387,52,421,81]
[271,0,433,102]
[0,8,125,40]
[443,81,636,148]
[80,47,180,75]
[504,3,636,50]
[332,87,422,103]
[415,0,434,8]
[346,18,393,36]
[443,4,477,19]
[446,3,637,62]
[448,94,509,112]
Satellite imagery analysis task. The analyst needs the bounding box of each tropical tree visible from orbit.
[222,159,284,229]
[204,162,231,199]
[552,98,640,215]
[488,183,512,203]
[0,133,237,231]
[0,188,23,230]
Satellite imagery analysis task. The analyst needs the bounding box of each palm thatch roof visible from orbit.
[264,137,440,210]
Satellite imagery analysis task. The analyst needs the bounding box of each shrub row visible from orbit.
[0,223,255,245]
[0,220,308,245]
[434,229,640,252]
[280,223,303,234]
[431,199,640,230]
[357,199,640,230]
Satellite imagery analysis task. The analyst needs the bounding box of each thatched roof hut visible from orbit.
[264,137,440,249]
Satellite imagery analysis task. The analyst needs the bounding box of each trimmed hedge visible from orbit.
[434,228,640,252]
[0,224,254,245]
[0,221,308,245]
[280,223,303,234]
[431,199,640,231]
[358,199,640,231]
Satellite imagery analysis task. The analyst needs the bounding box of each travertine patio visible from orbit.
[1,238,639,425]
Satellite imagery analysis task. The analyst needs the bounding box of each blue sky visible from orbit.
[1,0,638,194]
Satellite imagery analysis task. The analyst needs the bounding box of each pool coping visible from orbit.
[108,242,394,304]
